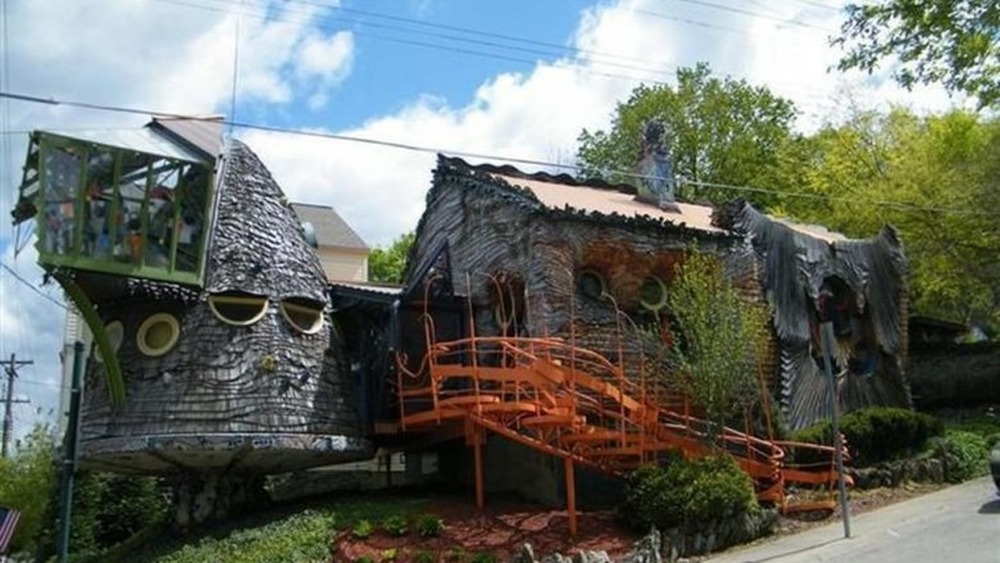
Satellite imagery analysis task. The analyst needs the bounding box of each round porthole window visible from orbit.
[94,320,124,363]
[280,298,325,335]
[640,276,668,311]
[137,313,180,357]
[578,270,606,300]
[209,291,268,326]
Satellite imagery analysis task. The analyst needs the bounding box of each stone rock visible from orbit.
[573,551,611,563]
[622,528,662,563]
[510,543,536,563]
[540,554,572,563]
[925,458,945,483]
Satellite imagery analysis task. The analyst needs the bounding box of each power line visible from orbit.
[157,0,839,104]
[0,91,992,217]
[289,0,669,67]
[161,0,694,86]
[785,0,844,12]
[649,0,836,32]
[0,262,69,311]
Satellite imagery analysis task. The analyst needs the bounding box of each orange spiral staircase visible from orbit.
[388,317,849,535]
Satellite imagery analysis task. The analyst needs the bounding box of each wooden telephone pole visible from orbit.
[1,353,33,458]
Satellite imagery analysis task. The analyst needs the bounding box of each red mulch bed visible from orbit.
[333,484,952,561]
[333,496,639,562]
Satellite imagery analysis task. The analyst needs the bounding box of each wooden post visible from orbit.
[564,457,577,537]
[473,437,484,510]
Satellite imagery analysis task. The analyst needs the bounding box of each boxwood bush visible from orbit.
[790,407,944,467]
[621,454,757,532]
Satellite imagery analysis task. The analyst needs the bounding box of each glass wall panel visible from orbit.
[40,143,83,255]
[109,150,149,265]
[173,163,209,273]
[31,133,212,286]
[81,147,118,259]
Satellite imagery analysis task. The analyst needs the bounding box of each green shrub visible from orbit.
[415,513,444,537]
[381,514,408,537]
[380,547,398,561]
[470,553,499,563]
[413,550,437,563]
[942,412,1000,440]
[927,430,990,483]
[155,509,337,563]
[790,407,944,466]
[352,519,375,539]
[621,455,757,531]
[356,556,376,563]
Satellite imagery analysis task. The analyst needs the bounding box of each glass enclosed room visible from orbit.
[11,121,218,286]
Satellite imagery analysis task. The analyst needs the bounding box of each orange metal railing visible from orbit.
[397,334,850,510]
[384,272,851,535]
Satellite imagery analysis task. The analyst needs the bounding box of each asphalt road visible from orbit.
[708,477,1000,563]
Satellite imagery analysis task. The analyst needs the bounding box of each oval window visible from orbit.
[94,320,124,363]
[578,270,606,301]
[137,313,180,357]
[280,297,325,335]
[640,276,668,311]
[209,291,268,326]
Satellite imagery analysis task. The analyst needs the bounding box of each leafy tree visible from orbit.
[834,0,1000,109]
[367,232,414,284]
[772,108,1000,328]
[34,470,168,561]
[665,253,771,435]
[0,423,58,556]
[577,63,797,207]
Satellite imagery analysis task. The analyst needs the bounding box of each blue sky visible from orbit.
[265,0,596,130]
[0,0,961,445]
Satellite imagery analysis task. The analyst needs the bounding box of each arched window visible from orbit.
[209,291,268,326]
[137,313,180,357]
[280,297,325,335]
[578,269,607,301]
[639,276,668,311]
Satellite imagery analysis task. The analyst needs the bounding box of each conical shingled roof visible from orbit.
[206,140,328,304]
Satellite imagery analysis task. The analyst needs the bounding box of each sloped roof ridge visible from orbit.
[436,154,721,209]
[437,154,639,196]
[433,154,733,240]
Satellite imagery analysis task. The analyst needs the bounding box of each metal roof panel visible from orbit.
[44,127,207,163]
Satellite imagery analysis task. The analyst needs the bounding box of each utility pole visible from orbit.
[56,341,84,563]
[819,322,851,538]
[1,353,33,458]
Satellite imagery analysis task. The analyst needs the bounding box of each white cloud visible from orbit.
[297,31,354,79]
[296,31,355,110]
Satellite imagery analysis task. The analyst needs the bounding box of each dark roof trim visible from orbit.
[330,282,402,307]
[434,155,735,241]
[438,154,639,195]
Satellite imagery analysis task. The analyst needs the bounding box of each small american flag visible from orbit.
[0,507,20,554]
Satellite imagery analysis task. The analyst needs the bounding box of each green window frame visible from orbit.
[30,133,214,287]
